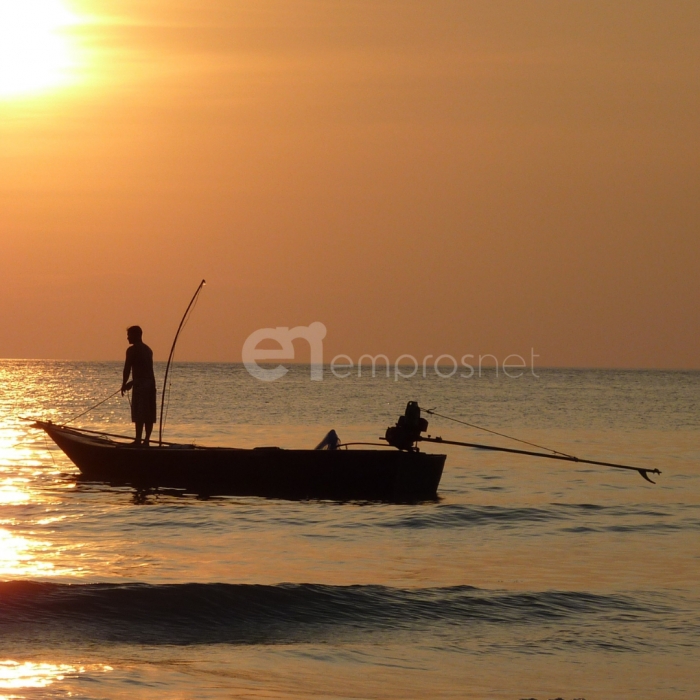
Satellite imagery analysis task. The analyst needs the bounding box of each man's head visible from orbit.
[126,326,143,344]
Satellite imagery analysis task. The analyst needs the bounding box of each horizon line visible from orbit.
[0,357,698,372]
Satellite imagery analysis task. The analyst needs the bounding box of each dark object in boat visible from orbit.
[315,429,341,450]
[384,400,428,451]
[34,417,445,501]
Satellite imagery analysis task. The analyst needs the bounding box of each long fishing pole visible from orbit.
[60,388,123,427]
[419,435,661,483]
[158,279,206,446]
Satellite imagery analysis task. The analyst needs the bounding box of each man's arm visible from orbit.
[121,351,132,395]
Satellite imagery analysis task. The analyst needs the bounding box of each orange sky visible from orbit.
[1,0,698,367]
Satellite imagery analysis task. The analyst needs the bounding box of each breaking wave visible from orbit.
[0,580,680,648]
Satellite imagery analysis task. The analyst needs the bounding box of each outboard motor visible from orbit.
[384,401,429,451]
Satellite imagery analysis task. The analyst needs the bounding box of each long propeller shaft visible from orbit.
[419,436,661,483]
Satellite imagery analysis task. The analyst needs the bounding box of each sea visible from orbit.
[0,360,698,700]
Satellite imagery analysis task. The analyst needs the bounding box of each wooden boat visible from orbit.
[34,396,659,499]
[34,411,446,501]
[32,281,659,500]
[31,289,444,501]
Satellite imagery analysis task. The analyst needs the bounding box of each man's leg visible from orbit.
[135,422,144,445]
[144,422,153,446]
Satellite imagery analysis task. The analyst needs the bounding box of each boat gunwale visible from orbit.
[34,421,445,456]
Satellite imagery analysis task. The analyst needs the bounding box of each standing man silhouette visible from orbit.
[121,326,157,446]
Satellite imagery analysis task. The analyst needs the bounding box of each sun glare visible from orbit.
[0,0,80,98]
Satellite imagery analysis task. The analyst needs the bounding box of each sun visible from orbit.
[0,0,80,98]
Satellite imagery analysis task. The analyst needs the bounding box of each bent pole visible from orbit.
[158,279,206,446]
[419,436,661,483]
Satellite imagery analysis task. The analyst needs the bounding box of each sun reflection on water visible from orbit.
[0,428,28,463]
[0,421,68,505]
[0,426,51,474]
[0,660,112,693]
[0,481,30,506]
[0,661,75,690]
[0,528,81,578]
[0,368,89,580]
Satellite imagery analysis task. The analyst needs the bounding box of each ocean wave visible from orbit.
[375,504,562,529]
[0,581,676,647]
[352,503,700,533]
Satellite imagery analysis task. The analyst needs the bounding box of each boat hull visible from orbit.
[37,423,446,501]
